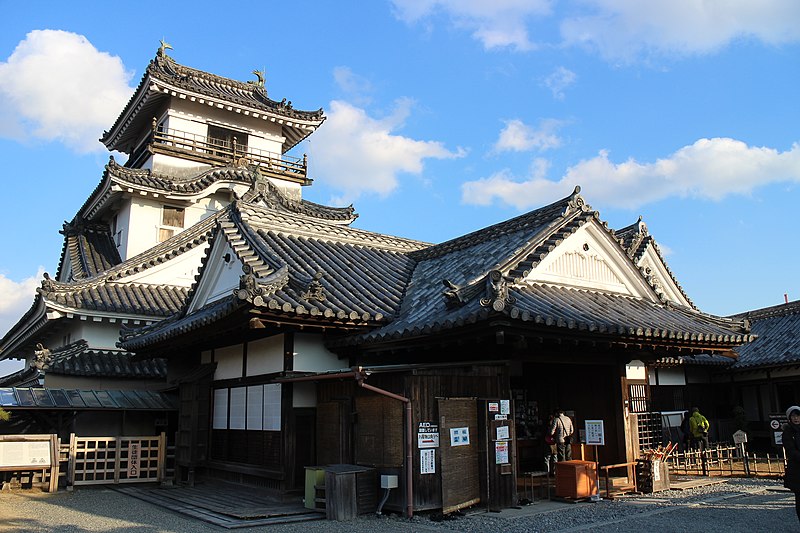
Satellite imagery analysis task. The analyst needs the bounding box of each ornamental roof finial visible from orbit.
[250,69,265,88]
[158,39,173,57]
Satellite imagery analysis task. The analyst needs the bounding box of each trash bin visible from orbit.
[324,464,376,520]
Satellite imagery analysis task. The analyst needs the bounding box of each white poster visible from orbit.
[585,420,605,446]
[495,441,509,464]
[421,449,436,474]
[0,441,51,468]
[496,425,510,440]
[450,427,470,446]
[500,400,510,415]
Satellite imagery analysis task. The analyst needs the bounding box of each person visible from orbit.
[782,405,800,524]
[544,414,558,474]
[679,410,692,451]
[549,408,574,462]
[689,407,710,451]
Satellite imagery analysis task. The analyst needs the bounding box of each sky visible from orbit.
[1,1,799,376]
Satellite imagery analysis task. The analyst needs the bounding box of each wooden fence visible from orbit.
[67,433,167,486]
[667,444,785,477]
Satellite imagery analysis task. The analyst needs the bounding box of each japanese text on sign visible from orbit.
[585,420,605,446]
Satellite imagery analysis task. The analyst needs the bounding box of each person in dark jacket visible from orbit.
[782,405,800,523]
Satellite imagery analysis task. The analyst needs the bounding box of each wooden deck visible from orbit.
[113,481,323,529]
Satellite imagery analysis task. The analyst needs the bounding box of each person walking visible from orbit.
[549,408,574,462]
[689,407,710,451]
[544,413,558,474]
[783,405,800,524]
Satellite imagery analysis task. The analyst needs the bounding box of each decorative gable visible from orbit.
[525,220,657,301]
[186,232,244,313]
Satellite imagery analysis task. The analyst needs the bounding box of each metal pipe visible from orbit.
[354,371,414,519]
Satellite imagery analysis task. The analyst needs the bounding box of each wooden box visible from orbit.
[554,460,597,499]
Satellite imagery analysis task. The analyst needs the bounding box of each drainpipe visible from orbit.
[353,368,414,519]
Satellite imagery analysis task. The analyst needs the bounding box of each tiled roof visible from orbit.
[121,202,425,350]
[77,158,356,224]
[0,366,42,387]
[102,49,324,153]
[0,387,177,411]
[42,340,166,378]
[122,188,753,355]
[40,280,187,318]
[651,354,735,367]
[615,217,696,310]
[55,220,121,281]
[729,300,800,369]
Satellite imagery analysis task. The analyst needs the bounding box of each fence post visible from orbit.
[158,432,166,483]
[741,443,750,476]
[114,438,122,484]
[67,433,76,490]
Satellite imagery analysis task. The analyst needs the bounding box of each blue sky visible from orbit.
[1,1,799,374]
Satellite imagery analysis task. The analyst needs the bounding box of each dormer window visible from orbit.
[208,125,247,157]
[159,206,185,242]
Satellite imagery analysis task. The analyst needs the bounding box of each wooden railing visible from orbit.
[141,126,308,182]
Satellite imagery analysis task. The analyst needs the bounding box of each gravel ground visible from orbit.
[0,478,797,532]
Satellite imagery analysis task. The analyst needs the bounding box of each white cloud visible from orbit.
[0,30,133,153]
[561,0,800,61]
[391,0,552,51]
[493,118,564,153]
[462,138,800,210]
[0,268,43,339]
[542,66,576,100]
[333,66,374,106]
[392,1,800,61]
[310,99,465,203]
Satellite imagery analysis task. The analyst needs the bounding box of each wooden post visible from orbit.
[48,435,59,492]
[67,433,76,489]
[157,432,166,483]
[114,438,121,484]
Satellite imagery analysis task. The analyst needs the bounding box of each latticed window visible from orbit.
[158,206,185,242]
[629,383,650,413]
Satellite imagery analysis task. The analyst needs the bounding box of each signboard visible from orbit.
[420,449,436,474]
[495,441,509,464]
[450,427,470,446]
[418,422,440,449]
[127,442,140,478]
[0,441,51,468]
[732,430,748,445]
[500,400,510,415]
[585,420,605,446]
[488,402,499,412]
[769,414,788,447]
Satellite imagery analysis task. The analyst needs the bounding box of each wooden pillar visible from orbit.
[282,332,296,489]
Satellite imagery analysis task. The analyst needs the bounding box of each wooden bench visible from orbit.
[599,462,637,499]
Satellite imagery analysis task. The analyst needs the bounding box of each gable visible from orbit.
[636,245,693,308]
[524,220,657,301]
[118,244,209,288]
[186,231,243,313]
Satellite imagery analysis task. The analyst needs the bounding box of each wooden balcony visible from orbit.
[131,126,310,185]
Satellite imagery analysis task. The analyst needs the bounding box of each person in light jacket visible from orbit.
[548,408,574,461]
[689,407,710,451]
[783,405,800,524]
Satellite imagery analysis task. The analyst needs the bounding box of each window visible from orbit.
[211,384,282,431]
[207,125,247,157]
[158,206,185,242]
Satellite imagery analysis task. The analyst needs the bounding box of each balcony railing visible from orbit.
[133,125,309,184]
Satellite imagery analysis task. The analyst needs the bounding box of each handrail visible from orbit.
[599,461,638,499]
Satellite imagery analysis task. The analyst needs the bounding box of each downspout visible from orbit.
[354,368,414,519]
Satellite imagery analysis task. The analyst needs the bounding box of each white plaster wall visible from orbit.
[114,201,133,261]
[293,333,342,372]
[117,244,208,288]
[126,198,168,258]
[214,344,244,380]
[626,360,646,381]
[188,236,243,311]
[247,335,284,376]
[293,381,317,408]
[69,321,126,350]
[657,367,686,386]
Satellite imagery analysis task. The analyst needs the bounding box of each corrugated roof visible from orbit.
[0,387,177,410]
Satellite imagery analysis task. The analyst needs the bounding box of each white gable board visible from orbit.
[525,220,657,301]
[117,244,208,288]
[187,232,244,314]
[636,245,692,308]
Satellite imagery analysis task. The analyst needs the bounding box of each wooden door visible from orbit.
[438,398,480,514]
